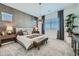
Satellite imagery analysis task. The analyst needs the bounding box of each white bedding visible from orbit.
[17,35,33,49]
[17,35,46,50]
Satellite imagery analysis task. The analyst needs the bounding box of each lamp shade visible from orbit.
[6,26,13,31]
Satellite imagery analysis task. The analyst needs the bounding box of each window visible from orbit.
[1,12,13,21]
[45,18,59,31]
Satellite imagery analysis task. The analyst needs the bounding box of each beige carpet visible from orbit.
[0,38,74,56]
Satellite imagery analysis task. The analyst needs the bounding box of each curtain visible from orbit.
[58,10,64,40]
[42,16,45,34]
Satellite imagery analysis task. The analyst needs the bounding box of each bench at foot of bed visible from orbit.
[33,38,48,50]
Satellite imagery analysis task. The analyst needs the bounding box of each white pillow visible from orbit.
[16,28,32,35]
[23,31,28,35]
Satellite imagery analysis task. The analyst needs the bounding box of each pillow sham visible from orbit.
[23,30,28,35]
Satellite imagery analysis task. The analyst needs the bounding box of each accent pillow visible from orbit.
[23,30,28,35]
[17,30,24,35]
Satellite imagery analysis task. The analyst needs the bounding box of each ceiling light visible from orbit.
[39,3,41,5]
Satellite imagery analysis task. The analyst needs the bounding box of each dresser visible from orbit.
[0,34,17,47]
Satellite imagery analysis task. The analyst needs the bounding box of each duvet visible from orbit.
[17,35,46,50]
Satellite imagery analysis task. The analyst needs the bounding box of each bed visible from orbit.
[17,34,48,50]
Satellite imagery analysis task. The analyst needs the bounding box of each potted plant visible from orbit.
[66,13,78,37]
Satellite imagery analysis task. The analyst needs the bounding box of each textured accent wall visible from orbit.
[0,4,35,28]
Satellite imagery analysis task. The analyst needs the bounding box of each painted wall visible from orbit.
[45,12,57,20]
[0,4,35,28]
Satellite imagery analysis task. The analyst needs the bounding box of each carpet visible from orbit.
[0,38,74,56]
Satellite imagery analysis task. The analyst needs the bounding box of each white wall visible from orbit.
[38,21,42,34]
[45,12,57,20]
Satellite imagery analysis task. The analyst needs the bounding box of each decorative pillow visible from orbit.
[16,28,32,35]
[17,30,24,35]
[23,30,28,35]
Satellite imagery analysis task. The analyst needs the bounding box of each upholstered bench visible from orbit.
[33,37,48,50]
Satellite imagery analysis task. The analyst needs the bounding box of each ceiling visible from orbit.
[3,3,76,17]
